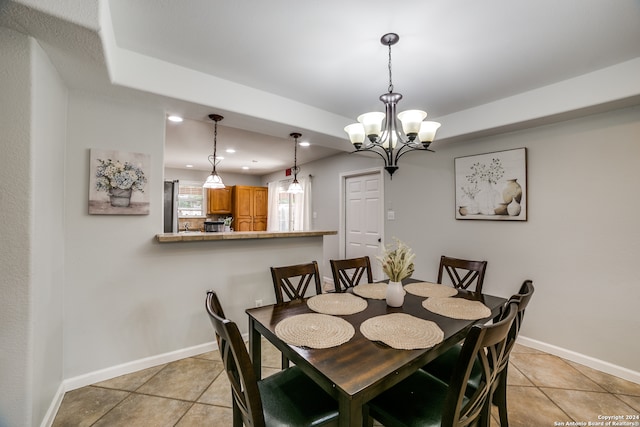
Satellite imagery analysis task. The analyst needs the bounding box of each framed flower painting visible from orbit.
[454,148,527,221]
[89,149,150,215]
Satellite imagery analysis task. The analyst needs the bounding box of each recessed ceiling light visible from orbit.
[185,164,193,168]
[300,141,310,147]
[242,166,250,170]
[226,149,236,153]
[167,115,183,122]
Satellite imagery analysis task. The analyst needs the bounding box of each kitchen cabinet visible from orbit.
[207,188,232,215]
[232,186,268,231]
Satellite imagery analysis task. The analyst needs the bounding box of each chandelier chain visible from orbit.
[212,120,218,171]
[387,42,394,93]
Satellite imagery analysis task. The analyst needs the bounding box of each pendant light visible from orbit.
[287,132,303,194]
[203,114,225,189]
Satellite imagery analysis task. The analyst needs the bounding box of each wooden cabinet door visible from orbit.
[207,188,232,214]
[232,185,269,231]
[252,187,268,231]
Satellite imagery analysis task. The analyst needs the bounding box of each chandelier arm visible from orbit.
[394,144,434,163]
[353,146,391,168]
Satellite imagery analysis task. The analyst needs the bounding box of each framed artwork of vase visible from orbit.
[88,149,150,215]
[455,148,527,221]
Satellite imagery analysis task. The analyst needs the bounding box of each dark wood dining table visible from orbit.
[246,282,507,427]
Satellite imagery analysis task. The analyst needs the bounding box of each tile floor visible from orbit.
[53,341,640,426]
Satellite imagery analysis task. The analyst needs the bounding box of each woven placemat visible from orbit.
[307,293,368,315]
[405,281,458,298]
[352,282,388,300]
[275,313,355,349]
[423,297,492,320]
[360,313,444,350]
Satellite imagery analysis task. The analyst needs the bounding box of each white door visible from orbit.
[343,171,384,280]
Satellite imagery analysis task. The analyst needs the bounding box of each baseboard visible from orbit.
[63,341,217,392]
[518,335,640,385]
[40,383,65,427]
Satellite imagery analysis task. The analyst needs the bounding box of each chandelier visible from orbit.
[203,114,225,189]
[287,132,304,194]
[344,33,441,177]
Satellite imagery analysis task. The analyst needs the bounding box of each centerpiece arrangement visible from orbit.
[95,158,147,207]
[377,238,415,307]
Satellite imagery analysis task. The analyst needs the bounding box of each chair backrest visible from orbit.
[205,291,266,427]
[330,256,373,292]
[504,280,535,355]
[437,255,488,293]
[270,261,322,304]
[442,301,518,427]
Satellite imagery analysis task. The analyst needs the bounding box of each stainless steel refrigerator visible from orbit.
[163,180,179,233]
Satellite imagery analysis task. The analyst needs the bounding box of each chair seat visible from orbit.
[423,343,483,396]
[368,370,469,427]
[259,366,339,427]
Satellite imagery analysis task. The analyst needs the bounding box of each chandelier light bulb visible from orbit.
[344,123,366,148]
[397,110,427,139]
[357,112,386,140]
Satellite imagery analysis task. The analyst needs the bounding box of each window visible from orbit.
[178,182,206,217]
[277,180,296,231]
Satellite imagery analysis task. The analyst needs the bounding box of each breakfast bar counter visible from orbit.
[155,230,337,243]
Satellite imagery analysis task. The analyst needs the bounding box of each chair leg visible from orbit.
[479,395,492,427]
[493,368,509,427]
[232,400,243,427]
[281,353,290,369]
[362,405,374,427]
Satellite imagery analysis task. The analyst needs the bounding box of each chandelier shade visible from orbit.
[203,114,225,189]
[287,132,304,194]
[344,33,441,177]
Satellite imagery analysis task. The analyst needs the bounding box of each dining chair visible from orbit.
[270,261,323,368]
[270,261,323,304]
[330,256,373,292]
[365,301,519,427]
[438,255,488,293]
[422,280,535,427]
[205,290,339,427]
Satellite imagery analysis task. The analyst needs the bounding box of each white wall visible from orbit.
[288,106,640,374]
[261,152,380,278]
[0,27,67,427]
[164,167,262,187]
[31,33,67,426]
[0,26,33,427]
[389,106,640,372]
[63,92,325,380]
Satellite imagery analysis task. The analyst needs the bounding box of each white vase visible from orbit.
[386,281,406,307]
[507,198,521,216]
[477,181,499,215]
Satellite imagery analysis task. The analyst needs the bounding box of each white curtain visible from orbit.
[294,176,312,231]
[267,176,312,231]
[267,180,280,231]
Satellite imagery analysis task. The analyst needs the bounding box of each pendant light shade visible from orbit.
[203,114,225,189]
[287,132,304,194]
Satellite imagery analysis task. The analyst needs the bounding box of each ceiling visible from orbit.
[3,0,640,175]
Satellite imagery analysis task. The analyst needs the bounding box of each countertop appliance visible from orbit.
[204,221,224,232]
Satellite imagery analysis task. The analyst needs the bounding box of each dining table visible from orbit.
[246,280,507,427]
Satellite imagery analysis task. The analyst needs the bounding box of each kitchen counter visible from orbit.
[155,230,337,243]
